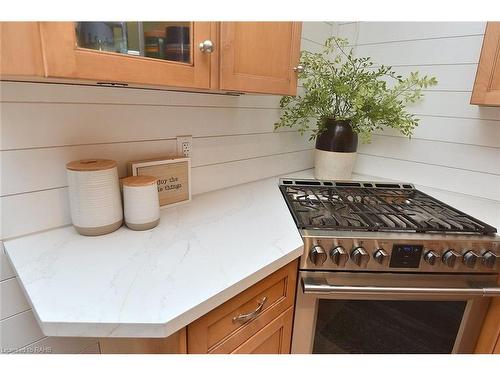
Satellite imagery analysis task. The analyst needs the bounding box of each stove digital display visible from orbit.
[389,244,423,268]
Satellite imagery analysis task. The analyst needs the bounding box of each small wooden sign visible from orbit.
[128,157,191,207]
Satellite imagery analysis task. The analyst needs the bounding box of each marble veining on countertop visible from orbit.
[5,169,499,339]
[4,172,309,338]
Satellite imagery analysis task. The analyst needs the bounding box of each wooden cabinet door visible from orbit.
[220,22,302,95]
[231,307,293,354]
[0,22,44,78]
[39,22,213,89]
[471,22,500,106]
[474,297,500,353]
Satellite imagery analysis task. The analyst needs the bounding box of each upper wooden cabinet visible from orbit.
[39,22,212,90]
[0,22,44,77]
[220,22,302,95]
[0,21,302,95]
[471,22,500,106]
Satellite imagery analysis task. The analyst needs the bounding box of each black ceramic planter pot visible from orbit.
[314,119,358,180]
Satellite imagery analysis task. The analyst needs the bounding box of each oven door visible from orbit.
[292,271,500,354]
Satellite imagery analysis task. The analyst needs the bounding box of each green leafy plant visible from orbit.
[274,37,438,143]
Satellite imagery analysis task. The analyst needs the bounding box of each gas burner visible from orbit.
[279,179,497,235]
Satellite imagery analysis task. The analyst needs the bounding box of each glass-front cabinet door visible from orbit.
[75,22,192,63]
[39,22,213,89]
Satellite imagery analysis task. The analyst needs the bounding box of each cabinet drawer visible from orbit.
[231,307,293,354]
[187,259,298,353]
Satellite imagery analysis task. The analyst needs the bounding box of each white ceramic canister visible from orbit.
[66,159,123,236]
[122,176,160,231]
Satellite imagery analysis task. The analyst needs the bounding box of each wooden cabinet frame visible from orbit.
[39,22,213,89]
[471,22,500,106]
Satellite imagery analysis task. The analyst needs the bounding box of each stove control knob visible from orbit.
[351,247,370,267]
[462,250,480,269]
[309,245,327,266]
[442,250,460,268]
[373,249,389,265]
[424,250,440,266]
[482,251,500,269]
[330,246,348,267]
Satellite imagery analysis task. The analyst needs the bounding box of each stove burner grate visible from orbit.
[280,180,497,234]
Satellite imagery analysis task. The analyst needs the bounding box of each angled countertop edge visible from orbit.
[35,247,303,338]
[4,171,309,338]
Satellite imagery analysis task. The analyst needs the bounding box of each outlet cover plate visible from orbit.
[176,135,192,158]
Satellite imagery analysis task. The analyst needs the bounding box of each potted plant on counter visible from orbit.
[275,37,437,180]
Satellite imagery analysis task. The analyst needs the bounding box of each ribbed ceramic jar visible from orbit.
[122,176,160,231]
[66,159,123,236]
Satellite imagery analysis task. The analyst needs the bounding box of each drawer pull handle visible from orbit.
[232,297,267,323]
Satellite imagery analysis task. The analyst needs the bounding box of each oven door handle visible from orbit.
[302,280,500,297]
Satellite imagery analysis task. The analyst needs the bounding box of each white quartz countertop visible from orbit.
[5,169,499,339]
[4,173,308,338]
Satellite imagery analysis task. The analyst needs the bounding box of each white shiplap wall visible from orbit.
[336,22,500,201]
[0,22,333,354]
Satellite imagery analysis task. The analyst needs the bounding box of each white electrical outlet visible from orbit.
[176,135,192,158]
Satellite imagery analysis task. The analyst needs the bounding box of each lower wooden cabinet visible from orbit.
[99,328,187,354]
[187,259,298,354]
[231,307,293,354]
[474,297,500,354]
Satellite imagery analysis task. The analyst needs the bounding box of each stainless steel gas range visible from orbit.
[279,178,500,354]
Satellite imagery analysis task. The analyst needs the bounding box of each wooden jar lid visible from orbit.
[66,159,117,171]
[122,175,158,187]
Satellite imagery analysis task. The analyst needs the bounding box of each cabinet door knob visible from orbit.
[293,65,304,73]
[198,40,215,54]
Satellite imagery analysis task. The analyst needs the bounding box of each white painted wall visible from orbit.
[0,22,333,354]
[336,22,500,201]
